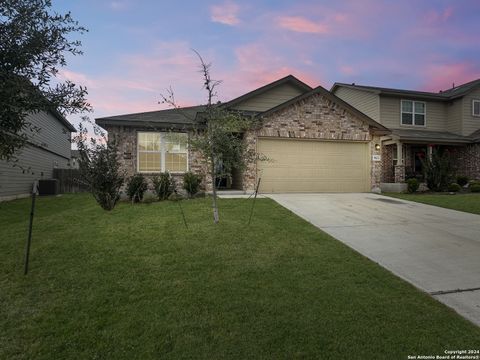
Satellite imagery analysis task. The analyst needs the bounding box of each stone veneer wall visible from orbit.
[105,93,385,192]
[104,125,210,192]
[381,144,395,183]
[242,93,379,191]
[453,143,480,180]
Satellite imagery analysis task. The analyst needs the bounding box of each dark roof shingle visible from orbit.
[331,79,480,101]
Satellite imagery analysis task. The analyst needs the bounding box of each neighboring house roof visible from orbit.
[223,75,312,109]
[439,78,480,99]
[96,105,206,128]
[389,129,473,144]
[331,79,480,101]
[258,85,390,134]
[50,109,77,132]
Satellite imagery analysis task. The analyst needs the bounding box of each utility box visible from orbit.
[38,179,59,196]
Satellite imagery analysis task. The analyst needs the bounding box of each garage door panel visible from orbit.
[257,138,370,193]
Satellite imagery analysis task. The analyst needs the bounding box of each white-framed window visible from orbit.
[137,132,188,173]
[473,99,480,117]
[401,100,426,126]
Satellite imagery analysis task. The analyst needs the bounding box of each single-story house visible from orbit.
[96,75,389,193]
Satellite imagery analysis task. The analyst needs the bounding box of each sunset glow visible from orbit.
[54,0,480,127]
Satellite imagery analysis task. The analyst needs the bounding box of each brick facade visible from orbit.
[242,93,380,191]
[453,143,480,180]
[382,144,395,182]
[104,125,210,192]
[106,93,385,193]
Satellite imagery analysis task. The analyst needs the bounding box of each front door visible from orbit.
[411,146,427,178]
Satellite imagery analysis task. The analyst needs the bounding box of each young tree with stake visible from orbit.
[161,51,257,223]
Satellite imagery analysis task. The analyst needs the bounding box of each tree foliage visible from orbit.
[73,119,124,211]
[0,0,90,160]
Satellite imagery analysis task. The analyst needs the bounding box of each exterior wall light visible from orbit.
[375,143,381,151]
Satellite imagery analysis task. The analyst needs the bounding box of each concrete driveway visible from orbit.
[268,193,480,326]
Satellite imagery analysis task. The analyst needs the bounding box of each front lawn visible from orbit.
[1,194,479,359]
[387,192,480,215]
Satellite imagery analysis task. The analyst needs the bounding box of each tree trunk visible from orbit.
[210,163,219,224]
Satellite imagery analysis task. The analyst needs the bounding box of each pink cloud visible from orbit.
[339,65,356,76]
[60,41,208,119]
[420,63,479,92]
[209,43,320,102]
[210,1,240,26]
[276,16,328,34]
[424,6,454,24]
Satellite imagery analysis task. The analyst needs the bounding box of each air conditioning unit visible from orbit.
[38,179,59,196]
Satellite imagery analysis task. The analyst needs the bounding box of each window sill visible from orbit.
[399,124,427,128]
[136,171,188,175]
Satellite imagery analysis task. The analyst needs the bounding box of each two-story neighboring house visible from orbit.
[332,80,480,190]
[0,110,76,201]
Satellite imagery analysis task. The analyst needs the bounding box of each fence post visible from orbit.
[24,181,39,275]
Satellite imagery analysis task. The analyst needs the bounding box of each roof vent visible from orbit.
[351,83,355,86]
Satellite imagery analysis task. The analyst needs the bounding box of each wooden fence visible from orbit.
[53,169,89,194]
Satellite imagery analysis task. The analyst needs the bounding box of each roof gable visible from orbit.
[259,85,389,133]
[225,75,312,111]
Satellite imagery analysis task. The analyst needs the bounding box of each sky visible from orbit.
[53,0,480,127]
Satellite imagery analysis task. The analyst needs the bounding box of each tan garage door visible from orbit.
[257,138,370,193]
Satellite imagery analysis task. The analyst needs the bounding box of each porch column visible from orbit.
[394,142,405,183]
[427,145,433,159]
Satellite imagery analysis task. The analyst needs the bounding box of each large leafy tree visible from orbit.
[0,0,90,160]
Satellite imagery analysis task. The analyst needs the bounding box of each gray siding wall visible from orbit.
[0,111,73,200]
[379,96,447,131]
[461,87,480,136]
[0,144,70,200]
[334,87,380,121]
[25,111,72,158]
[231,83,304,112]
[446,99,463,134]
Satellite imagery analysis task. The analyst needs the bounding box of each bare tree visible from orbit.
[161,51,257,223]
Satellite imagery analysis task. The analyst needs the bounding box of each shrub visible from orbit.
[456,175,469,187]
[183,172,202,198]
[127,174,148,202]
[406,178,419,193]
[421,148,454,192]
[152,173,175,200]
[192,191,206,199]
[142,191,158,204]
[471,183,480,193]
[76,138,124,211]
[168,192,184,201]
[448,183,461,192]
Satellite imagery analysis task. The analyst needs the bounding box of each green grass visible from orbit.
[1,194,479,359]
[387,192,480,215]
